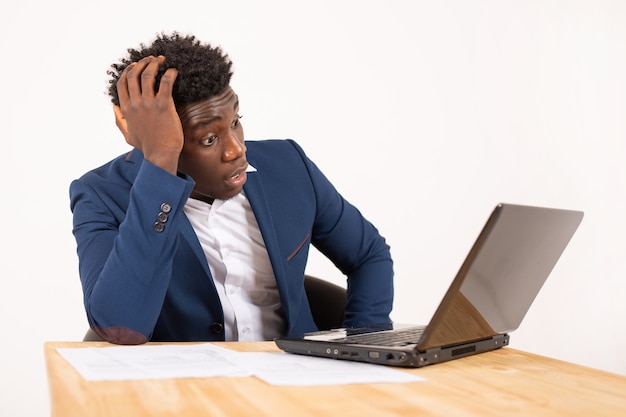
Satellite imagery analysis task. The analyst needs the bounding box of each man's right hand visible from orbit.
[115,55,183,174]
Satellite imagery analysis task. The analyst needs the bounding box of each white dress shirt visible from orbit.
[183,176,285,341]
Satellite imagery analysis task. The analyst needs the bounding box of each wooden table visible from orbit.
[44,341,626,417]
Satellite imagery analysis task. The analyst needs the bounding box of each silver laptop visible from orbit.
[275,203,584,368]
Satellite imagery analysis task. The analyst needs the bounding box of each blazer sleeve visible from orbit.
[288,140,394,327]
[70,158,195,344]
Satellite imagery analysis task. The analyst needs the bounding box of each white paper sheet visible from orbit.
[233,351,424,385]
[56,344,252,381]
[56,344,425,385]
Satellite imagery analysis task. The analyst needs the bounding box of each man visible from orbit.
[70,32,394,345]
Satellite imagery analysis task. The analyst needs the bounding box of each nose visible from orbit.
[222,133,246,161]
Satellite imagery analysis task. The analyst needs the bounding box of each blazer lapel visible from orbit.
[244,171,296,315]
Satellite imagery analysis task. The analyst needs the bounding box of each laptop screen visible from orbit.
[417,203,583,351]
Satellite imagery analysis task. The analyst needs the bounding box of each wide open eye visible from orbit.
[200,134,218,147]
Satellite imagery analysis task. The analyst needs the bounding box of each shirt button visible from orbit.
[157,212,169,223]
[210,323,224,334]
[154,222,165,233]
[160,202,172,213]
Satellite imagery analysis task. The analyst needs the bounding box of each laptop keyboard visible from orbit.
[333,326,425,347]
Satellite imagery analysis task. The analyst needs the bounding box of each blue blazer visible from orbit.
[70,139,393,344]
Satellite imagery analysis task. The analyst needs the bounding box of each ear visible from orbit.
[112,105,129,140]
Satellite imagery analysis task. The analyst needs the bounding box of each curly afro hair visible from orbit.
[107,32,233,108]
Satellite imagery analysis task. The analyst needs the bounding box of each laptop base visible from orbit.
[275,334,510,368]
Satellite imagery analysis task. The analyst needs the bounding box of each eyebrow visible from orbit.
[189,99,240,128]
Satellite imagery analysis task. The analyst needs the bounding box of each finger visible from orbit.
[140,56,165,99]
[124,56,154,100]
[116,62,136,106]
[156,67,179,101]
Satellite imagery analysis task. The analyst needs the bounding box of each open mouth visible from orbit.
[225,166,248,187]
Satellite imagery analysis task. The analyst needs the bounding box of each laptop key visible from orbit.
[333,327,424,347]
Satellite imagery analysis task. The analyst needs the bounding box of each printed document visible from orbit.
[57,343,424,385]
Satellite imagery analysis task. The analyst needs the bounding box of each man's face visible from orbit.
[177,87,248,203]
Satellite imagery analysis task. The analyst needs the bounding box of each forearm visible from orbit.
[71,160,194,343]
[343,242,394,327]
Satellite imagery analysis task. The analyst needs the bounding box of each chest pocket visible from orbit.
[286,230,311,263]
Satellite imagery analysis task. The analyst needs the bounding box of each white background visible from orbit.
[2,1,625,415]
